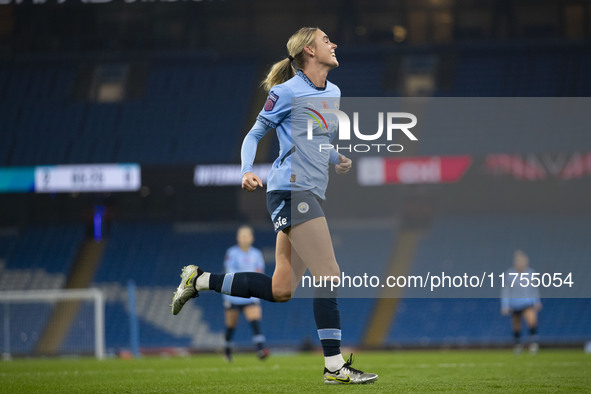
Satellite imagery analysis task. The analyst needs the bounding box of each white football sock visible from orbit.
[195,272,210,291]
[325,353,345,371]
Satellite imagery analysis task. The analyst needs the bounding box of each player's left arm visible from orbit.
[330,149,352,175]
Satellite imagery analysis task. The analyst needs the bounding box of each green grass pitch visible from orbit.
[1,349,589,393]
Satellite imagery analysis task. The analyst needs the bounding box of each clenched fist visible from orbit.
[242,172,263,192]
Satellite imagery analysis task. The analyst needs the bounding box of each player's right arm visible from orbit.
[241,85,291,192]
[241,120,269,191]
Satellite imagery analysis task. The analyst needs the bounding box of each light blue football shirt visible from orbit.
[501,267,542,311]
[222,245,265,305]
[241,70,341,200]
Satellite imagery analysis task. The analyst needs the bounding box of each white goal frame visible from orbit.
[0,288,105,360]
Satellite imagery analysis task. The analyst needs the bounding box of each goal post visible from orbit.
[0,288,105,360]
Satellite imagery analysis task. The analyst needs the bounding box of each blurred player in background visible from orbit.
[222,225,269,361]
[501,249,542,354]
[172,26,378,384]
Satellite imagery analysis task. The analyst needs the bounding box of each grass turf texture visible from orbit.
[1,350,589,393]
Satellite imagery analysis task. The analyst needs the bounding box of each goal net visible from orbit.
[0,288,105,360]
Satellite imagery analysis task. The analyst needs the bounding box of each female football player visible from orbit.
[501,250,541,354]
[222,225,269,361]
[172,27,377,385]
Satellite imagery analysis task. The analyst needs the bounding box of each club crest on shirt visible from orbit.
[264,92,279,111]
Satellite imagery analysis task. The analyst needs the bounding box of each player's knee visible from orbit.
[329,265,341,278]
[272,288,292,303]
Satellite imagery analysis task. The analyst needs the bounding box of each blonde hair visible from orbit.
[261,27,318,91]
[237,224,253,235]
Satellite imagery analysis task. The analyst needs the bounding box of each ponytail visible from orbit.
[261,27,318,92]
[261,58,296,92]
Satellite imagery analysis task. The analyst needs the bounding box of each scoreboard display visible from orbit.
[34,164,141,193]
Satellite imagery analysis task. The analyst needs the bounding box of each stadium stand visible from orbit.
[447,50,591,97]
[386,215,591,346]
[1,56,256,166]
[329,54,388,97]
[2,47,590,167]
[0,225,85,355]
[389,298,591,347]
[0,225,84,277]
